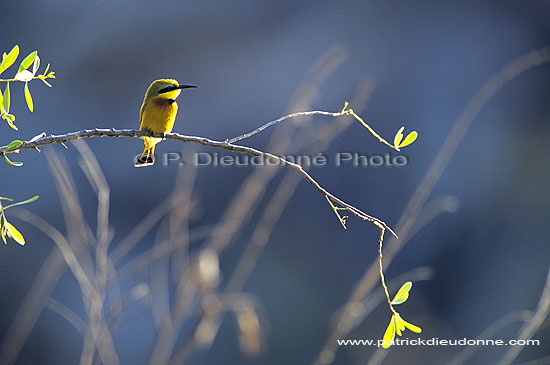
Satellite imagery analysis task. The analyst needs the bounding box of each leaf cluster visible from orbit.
[0,195,39,245]
[381,281,422,348]
[0,45,55,130]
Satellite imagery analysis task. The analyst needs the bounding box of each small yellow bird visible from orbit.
[135,79,197,167]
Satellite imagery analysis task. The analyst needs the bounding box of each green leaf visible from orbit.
[3,83,10,114]
[401,317,422,333]
[3,113,17,130]
[0,197,15,202]
[1,224,7,245]
[32,55,40,75]
[391,281,412,305]
[382,315,396,349]
[5,221,25,245]
[24,82,33,112]
[17,50,37,74]
[394,314,405,336]
[2,195,39,210]
[0,45,19,76]
[0,86,3,114]
[4,154,23,167]
[6,140,23,151]
[399,131,418,148]
[393,126,404,148]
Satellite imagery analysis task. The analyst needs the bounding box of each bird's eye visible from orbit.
[159,85,178,94]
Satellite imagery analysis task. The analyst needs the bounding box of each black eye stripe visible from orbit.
[158,85,180,94]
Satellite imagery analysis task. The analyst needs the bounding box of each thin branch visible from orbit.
[498,267,550,365]
[0,245,66,365]
[226,110,344,144]
[0,125,396,236]
[45,297,88,336]
[111,224,215,285]
[376,227,395,316]
[347,108,396,150]
[227,108,397,148]
[513,356,550,365]
[110,191,184,264]
[73,141,120,365]
[448,310,532,365]
[12,209,95,298]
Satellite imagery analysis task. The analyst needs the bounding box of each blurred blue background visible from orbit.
[1,1,549,364]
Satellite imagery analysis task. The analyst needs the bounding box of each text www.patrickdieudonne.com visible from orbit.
[337,338,540,348]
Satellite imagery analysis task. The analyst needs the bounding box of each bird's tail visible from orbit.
[134,145,155,167]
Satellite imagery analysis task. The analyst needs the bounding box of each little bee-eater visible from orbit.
[134,79,197,167]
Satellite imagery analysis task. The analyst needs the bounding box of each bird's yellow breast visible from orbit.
[139,97,179,149]
[139,97,179,133]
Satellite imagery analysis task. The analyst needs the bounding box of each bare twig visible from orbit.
[73,141,120,365]
[111,224,215,285]
[46,150,96,283]
[513,356,550,365]
[0,246,66,365]
[226,110,346,144]
[13,209,95,298]
[147,161,197,364]
[110,190,187,264]
[46,297,88,336]
[0,125,396,236]
[448,310,532,365]
[498,268,550,365]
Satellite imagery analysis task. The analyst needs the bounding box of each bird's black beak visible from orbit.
[177,84,198,89]
[159,84,198,94]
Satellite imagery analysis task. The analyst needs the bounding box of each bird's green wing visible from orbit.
[139,100,148,127]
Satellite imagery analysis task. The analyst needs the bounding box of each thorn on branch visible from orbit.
[340,101,349,114]
[28,132,46,143]
[325,195,348,230]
